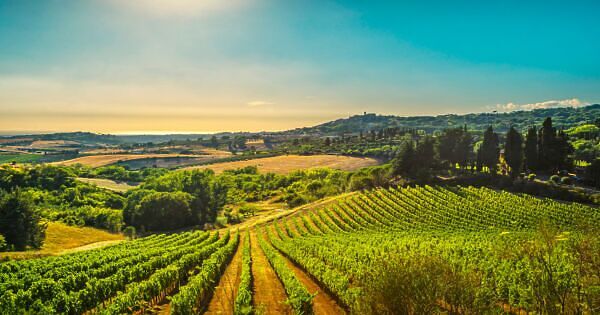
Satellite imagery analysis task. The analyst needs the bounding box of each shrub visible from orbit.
[122,226,136,239]
[359,254,493,315]
[238,203,258,217]
[0,234,5,251]
[560,176,572,185]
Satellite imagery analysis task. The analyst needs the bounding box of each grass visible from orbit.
[0,222,124,260]
[76,177,140,192]
[0,153,45,164]
[184,154,380,174]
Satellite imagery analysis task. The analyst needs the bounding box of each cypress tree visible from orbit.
[479,126,500,174]
[524,126,538,171]
[538,117,557,171]
[504,127,523,178]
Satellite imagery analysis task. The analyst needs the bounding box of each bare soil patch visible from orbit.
[250,231,292,315]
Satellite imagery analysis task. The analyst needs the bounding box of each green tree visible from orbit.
[538,117,558,171]
[437,126,472,169]
[525,126,538,171]
[0,189,46,250]
[133,191,193,231]
[392,142,415,177]
[556,129,574,171]
[585,158,600,188]
[478,126,500,173]
[504,127,523,178]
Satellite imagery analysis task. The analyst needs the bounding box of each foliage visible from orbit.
[478,126,500,173]
[0,230,223,313]
[260,229,313,314]
[130,170,228,230]
[0,189,46,250]
[234,232,253,315]
[584,158,600,188]
[290,103,600,135]
[0,165,126,233]
[128,191,193,231]
[504,127,523,178]
[268,185,600,313]
[169,231,239,315]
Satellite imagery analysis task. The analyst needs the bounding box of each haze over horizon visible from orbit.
[1,0,599,134]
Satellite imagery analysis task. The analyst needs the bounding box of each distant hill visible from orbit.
[288,104,600,135]
[1,105,598,143]
[0,132,122,145]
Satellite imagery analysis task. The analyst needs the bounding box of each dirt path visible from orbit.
[267,229,345,315]
[250,231,292,315]
[204,234,245,315]
[281,253,346,315]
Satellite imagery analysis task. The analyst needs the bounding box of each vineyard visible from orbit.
[259,185,600,314]
[1,185,599,314]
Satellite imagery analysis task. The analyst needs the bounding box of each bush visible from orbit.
[560,176,572,185]
[550,175,561,184]
[238,203,258,217]
[122,226,136,239]
[0,234,5,251]
[359,254,493,315]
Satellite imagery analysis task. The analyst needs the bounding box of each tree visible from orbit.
[391,142,415,177]
[584,158,600,189]
[132,191,193,231]
[437,126,472,169]
[478,126,499,173]
[504,127,523,178]
[538,117,558,171]
[555,129,574,171]
[524,126,538,171]
[324,137,331,146]
[210,135,219,148]
[0,189,46,250]
[414,137,436,179]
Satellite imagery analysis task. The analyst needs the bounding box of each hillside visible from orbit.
[289,104,600,135]
[1,186,598,314]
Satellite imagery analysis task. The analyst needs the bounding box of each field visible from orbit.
[0,222,123,260]
[0,153,45,164]
[184,154,380,174]
[2,186,598,314]
[76,177,140,192]
[54,150,231,168]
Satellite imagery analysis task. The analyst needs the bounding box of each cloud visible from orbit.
[247,101,274,107]
[494,98,590,112]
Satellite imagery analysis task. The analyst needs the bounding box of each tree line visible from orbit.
[392,117,575,180]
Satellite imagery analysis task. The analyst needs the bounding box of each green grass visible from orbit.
[0,154,45,164]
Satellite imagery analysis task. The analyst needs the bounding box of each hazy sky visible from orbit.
[1,0,599,134]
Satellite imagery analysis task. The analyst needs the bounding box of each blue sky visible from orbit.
[0,0,599,133]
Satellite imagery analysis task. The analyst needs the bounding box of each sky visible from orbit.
[0,0,599,134]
